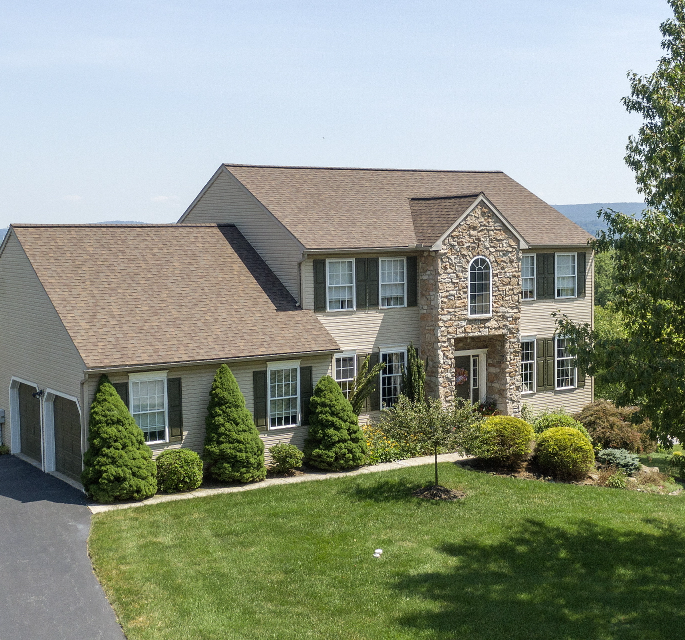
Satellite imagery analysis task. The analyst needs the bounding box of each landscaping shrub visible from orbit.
[533,409,592,443]
[534,426,595,480]
[604,468,628,489]
[573,400,656,453]
[0,444,9,455]
[668,450,685,478]
[155,449,203,493]
[596,448,641,474]
[268,443,304,474]
[400,343,426,403]
[304,375,367,470]
[203,364,266,483]
[462,416,534,468]
[81,375,157,503]
[363,425,412,464]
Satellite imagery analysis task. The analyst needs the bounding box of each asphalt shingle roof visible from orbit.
[223,164,592,249]
[12,223,338,369]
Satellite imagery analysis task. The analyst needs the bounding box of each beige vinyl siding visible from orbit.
[181,169,304,302]
[87,354,332,461]
[522,387,593,415]
[0,232,86,446]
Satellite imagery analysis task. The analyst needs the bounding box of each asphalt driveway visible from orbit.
[0,455,125,640]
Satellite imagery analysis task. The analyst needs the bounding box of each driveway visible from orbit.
[0,455,125,640]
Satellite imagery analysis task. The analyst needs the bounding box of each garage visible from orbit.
[53,395,82,482]
[18,382,41,464]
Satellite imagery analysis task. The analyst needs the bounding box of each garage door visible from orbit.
[53,395,82,482]
[19,383,41,463]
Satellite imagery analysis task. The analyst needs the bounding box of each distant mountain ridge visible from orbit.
[552,203,645,236]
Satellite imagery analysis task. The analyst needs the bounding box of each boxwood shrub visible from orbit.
[596,448,641,474]
[269,443,304,474]
[465,416,534,468]
[535,426,595,480]
[155,449,203,493]
[533,410,592,443]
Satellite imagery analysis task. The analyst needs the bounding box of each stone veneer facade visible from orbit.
[419,203,522,416]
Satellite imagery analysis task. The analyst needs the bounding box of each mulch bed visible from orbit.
[412,485,466,501]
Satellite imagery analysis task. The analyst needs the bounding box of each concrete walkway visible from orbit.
[0,455,125,640]
[89,452,468,514]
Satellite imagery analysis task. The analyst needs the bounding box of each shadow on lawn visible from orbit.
[343,478,428,502]
[393,518,685,640]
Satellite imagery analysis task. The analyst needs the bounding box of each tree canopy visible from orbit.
[557,0,685,442]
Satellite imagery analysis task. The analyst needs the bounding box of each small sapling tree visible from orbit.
[203,364,266,482]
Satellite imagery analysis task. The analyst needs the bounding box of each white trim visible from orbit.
[266,360,301,430]
[128,371,169,444]
[379,256,407,309]
[326,258,356,311]
[334,352,357,399]
[43,389,82,475]
[9,377,39,458]
[521,253,536,301]
[520,337,536,395]
[379,347,407,408]
[431,193,529,250]
[555,252,577,299]
[554,336,577,390]
[454,348,487,403]
[468,255,492,318]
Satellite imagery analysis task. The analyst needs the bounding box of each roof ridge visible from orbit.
[11,223,219,228]
[224,163,504,174]
[409,192,484,202]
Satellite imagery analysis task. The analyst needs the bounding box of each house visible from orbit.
[0,164,593,488]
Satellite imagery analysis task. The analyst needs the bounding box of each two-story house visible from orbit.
[0,163,592,489]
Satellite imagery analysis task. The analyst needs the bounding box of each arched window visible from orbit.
[469,257,491,316]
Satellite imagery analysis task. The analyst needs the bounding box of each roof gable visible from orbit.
[11,224,338,369]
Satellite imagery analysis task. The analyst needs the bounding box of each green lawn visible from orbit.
[640,444,683,474]
[89,463,685,640]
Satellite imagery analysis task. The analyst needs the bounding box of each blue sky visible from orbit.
[0,0,670,226]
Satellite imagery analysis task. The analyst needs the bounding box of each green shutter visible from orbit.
[367,258,379,308]
[355,258,368,309]
[406,256,418,307]
[356,353,369,412]
[577,372,585,388]
[536,253,555,299]
[368,351,381,411]
[167,377,183,442]
[536,338,555,391]
[253,370,267,430]
[113,382,129,409]
[314,259,326,312]
[536,339,545,392]
[300,366,313,425]
[576,251,586,297]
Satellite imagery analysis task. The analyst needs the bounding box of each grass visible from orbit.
[639,444,683,474]
[89,463,685,640]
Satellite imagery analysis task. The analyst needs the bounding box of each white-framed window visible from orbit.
[522,254,535,300]
[555,253,576,298]
[380,349,406,408]
[468,256,492,317]
[521,338,535,394]
[379,257,406,308]
[327,259,355,311]
[129,371,168,444]
[268,360,300,428]
[334,353,357,400]
[555,337,576,389]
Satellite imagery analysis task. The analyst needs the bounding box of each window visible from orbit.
[129,372,168,443]
[469,257,491,316]
[334,354,356,399]
[268,362,300,428]
[522,254,535,300]
[379,258,406,308]
[521,339,535,393]
[555,253,576,298]
[380,350,405,408]
[327,259,355,310]
[555,337,576,389]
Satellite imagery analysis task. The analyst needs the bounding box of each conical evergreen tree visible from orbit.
[303,375,366,470]
[81,375,157,503]
[203,364,266,482]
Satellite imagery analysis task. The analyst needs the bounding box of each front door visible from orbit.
[454,351,486,404]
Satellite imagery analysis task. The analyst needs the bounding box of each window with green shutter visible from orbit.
[536,338,555,391]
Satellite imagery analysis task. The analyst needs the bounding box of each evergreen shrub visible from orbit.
[203,365,266,483]
[596,448,641,474]
[0,444,9,455]
[269,443,304,474]
[534,427,595,480]
[81,375,157,503]
[667,450,685,478]
[303,375,366,470]
[156,449,203,493]
[463,416,534,468]
[573,400,655,453]
[533,410,592,443]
